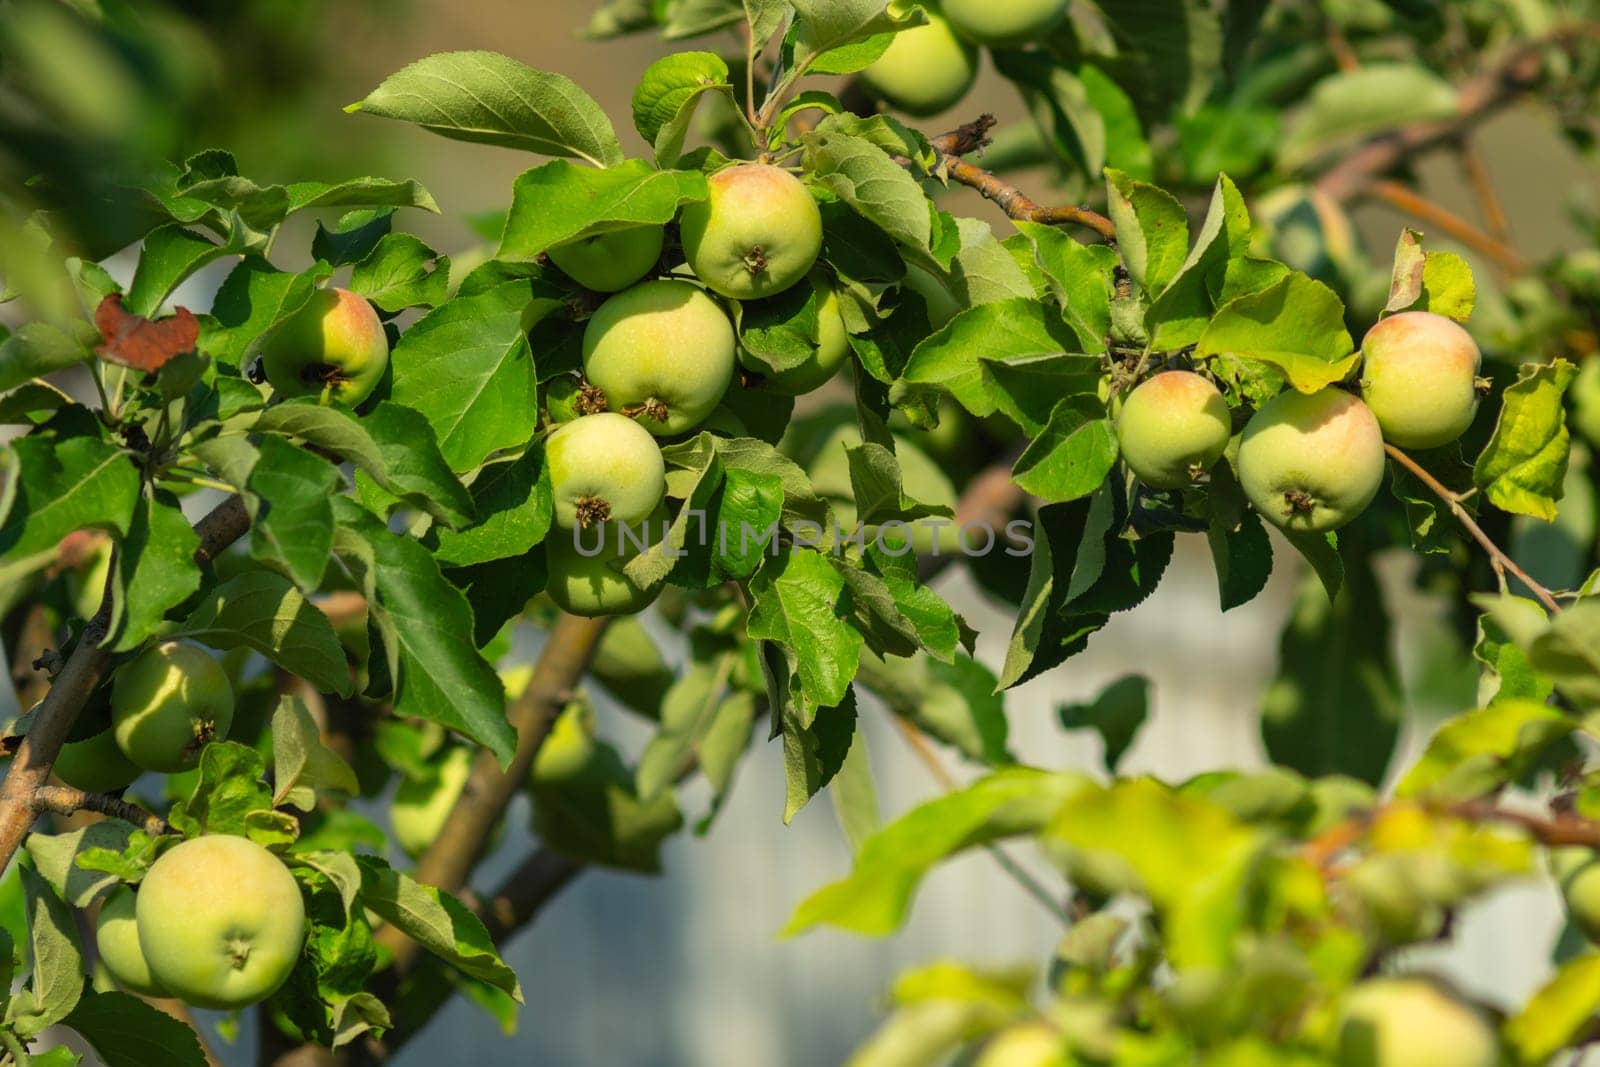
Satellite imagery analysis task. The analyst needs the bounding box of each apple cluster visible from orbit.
[542,163,836,618]
[860,0,1072,117]
[1114,310,1483,534]
[97,835,306,1009]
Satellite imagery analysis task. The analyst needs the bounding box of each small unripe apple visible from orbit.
[137,835,306,1010]
[744,280,852,395]
[390,746,472,858]
[943,0,1069,46]
[531,702,599,784]
[1238,389,1385,533]
[96,886,167,998]
[544,518,662,618]
[582,280,736,435]
[547,225,664,293]
[1359,311,1483,449]
[54,727,141,793]
[860,16,979,117]
[111,641,235,773]
[1337,978,1497,1067]
[546,413,666,529]
[1115,371,1232,489]
[902,264,962,329]
[260,288,389,407]
[679,165,822,300]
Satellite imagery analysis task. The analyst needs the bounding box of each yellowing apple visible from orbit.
[680,165,822,300]
[1337,978,1497,1067]
[137,835,306,1010]
[546,413,666,528]
[260,288,389,407]
[1116,371,1232,489]
[1238,389,1386,532]
[1359,311,1482,449]
[547,225,664,293]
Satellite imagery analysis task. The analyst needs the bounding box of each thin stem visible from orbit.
[0,1030,28,1067]
[1366,179,1526,275]
[744,22,760,130]
[1384,444,1563,613]
[891,717,1071,924]
[90,364,114,423]
[1457,138,1512,245]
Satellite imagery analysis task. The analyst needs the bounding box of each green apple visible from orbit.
[744,280,852,395]
[390,746,472,858]
[1568,357,1600,448]
[96,886,167,998]
[546,412,666,529]
[1238,388,1386,533]
[260,287,389,407]
[547,225,664,293]
[137,835,306,1010]
[588,617,673,717]
[531,701,599,784]
[54,727,141,793]
[1359,311,1482,449]
[1337,978,1497,1067]
[111,641,234,773]
[1557,849,1600,941]
[582,279,736,435]
[944,0,1069,46]
[63,533,113,621]
[902,263,962,329]
[544,517,662,618]
[680,165,822,300]
[861,16,979,117]
[1116,371,1232,489]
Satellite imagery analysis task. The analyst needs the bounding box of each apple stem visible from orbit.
[1384,443,1564,613]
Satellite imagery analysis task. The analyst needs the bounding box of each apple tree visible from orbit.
[1,0,1599,1064]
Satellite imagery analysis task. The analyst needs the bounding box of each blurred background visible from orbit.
[2,1,1597,1064]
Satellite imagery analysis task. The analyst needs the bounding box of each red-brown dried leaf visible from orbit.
[93,293,199,373]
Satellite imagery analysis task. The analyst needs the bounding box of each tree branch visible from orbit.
[1384,444,1563,613]
[930,114,1118,242]
[1316,28,1597,203]
[376,612,611,975]
[1364,179,1526,275]
[33,785,169,835]
[1456,138,1512,246]
[479,847,585,943]
[0,495,249,875]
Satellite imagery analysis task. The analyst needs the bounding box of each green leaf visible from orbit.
[1012,222,1116,353]
[747,548,863,716]
[1059,676,1149,774]
[830,727,880,854]
[175,571,353,696]
[855,652,1009,766]
[200,259,329,366]
[5,865,83,1038]
[1384,228,1475,321]
[63,990,208,1067]
[432,445,552,568]
[782,686,860,822]
[357,857,523,1000]
[804,130,931,254]
[1279,64,1459,171]
[125,226,239,317]
[104,489,201,653]
[284,176,439,215]
[333,499,515,763]
[902,299,1083,419]
[845,442,954,526]
[1472,359,1578,521]
[1044,779,1262,969]
[348,51,624,167]
[499,159,706,261]
[532,741,685,871]
[165,742,288,842]
[1194,273,1358,392]
[631,52,732,164]
[251,400,473,529]
[24,823,134,907]
[1149,173,1279,350]
[785,768,1087,936]
[389,282,547,473]
[1205,461,1274,611]
[1260,551,1401,786]
[1506,951,1600,1064]
[0,323,91,393]
[349,233,450,314]
[1397,699,1574,801]
[244,435,339,592]
[1010,398,1118,503]
[0,434,139,575]
[1104,168,1189,296]
[790,0,915,61]
[273,696,360,811]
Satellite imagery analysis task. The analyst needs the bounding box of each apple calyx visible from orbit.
[576,382,609,415]
[1284,488,1317,515]
[742,246,769,276]
[622,398,671,425]
[575,496,612,528]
